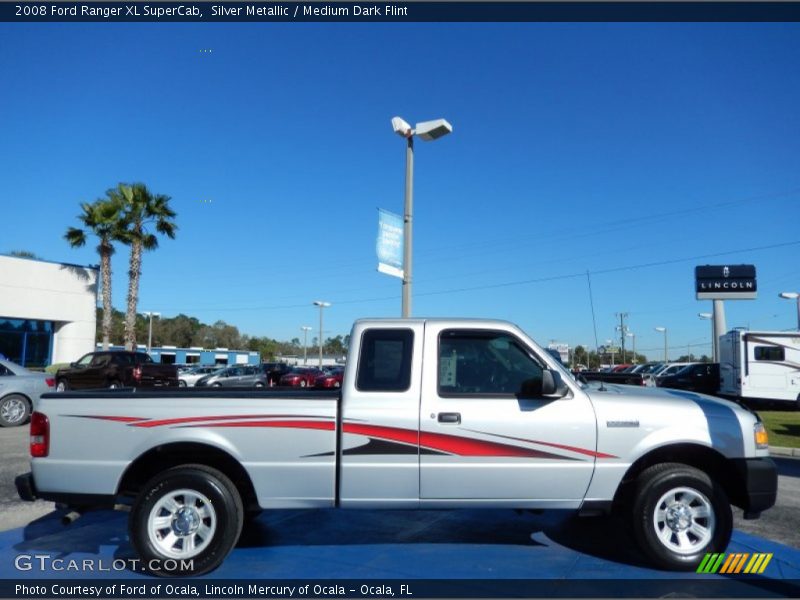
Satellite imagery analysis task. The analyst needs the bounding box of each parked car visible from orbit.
[610,364,633,372]
[260,362,292,386]
[657,362,721,395]
[195,364,267,388]
[0,359,54,427]
[653,362,694,383]
[55,351,178,391]
[279,366,324,387]
[179,365,223,387]
[315,367,344,388]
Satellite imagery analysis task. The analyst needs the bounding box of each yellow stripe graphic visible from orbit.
[758,553,773,574]
[744,554,759,574]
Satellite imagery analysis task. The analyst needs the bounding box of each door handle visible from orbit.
[437,412,461,424]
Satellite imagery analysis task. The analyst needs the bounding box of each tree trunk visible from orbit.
[99,242,113,350]
[124,241,143,351]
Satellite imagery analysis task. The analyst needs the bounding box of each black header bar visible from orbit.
[4,2,800,23]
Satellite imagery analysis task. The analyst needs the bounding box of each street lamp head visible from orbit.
[655,327,666,332]
[391,116,413,138]
[301,326,312,332]
[698,313,712,320]
[415,118,453,141]
[779,292,800,300]
[313,301,331,308]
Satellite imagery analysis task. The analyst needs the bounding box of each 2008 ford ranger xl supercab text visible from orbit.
[16,319,778,576]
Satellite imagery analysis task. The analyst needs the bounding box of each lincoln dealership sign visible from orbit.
[695,264,757,300]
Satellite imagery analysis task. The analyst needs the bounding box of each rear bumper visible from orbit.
[16,471,115,509]
[731,457,778,515]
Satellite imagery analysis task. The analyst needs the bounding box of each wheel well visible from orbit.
[612,444,747,513]
[118,443,259,511]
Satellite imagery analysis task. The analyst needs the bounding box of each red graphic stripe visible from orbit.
[525,439,616,459]
[78,415,149,423]
[182,419,335,431]
[343,423,568,459]
[132,414,333,428]
[343,423,419,446]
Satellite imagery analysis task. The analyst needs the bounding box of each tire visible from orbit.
[178,380,187,388]
[0,394,31,427]
[254,382,265,388]
[299,379,307,388]
[56,380,69,392]
[108,380,121,389]
[631,462,732,571]
[129,464,243,577]
[211,382,222,388]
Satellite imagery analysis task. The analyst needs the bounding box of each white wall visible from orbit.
[0,255,98,364]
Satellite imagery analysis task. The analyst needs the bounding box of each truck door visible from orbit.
[419,325,597,505]
[338,323,425,508]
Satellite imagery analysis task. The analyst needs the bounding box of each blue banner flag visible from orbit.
[376,209,404,279]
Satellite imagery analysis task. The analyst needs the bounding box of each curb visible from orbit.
[769,446,800,457]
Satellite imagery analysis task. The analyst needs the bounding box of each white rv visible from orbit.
[719,329,800,409]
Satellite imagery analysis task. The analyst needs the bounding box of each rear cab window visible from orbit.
[356,329,413,392]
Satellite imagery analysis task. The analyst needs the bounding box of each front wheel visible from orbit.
[299,379,307,388]
[631,463,732,571]
[129,465,243,577]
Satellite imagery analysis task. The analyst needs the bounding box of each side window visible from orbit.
[356,329,413,392]
[754,346,785,361]
[76,354,94,366]
[90,354,110,367]
[0,365,11,376]
[438,330,543,396]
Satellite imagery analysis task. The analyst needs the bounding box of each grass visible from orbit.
[757,410,800,449]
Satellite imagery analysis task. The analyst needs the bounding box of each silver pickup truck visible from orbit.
[16,318,777,576]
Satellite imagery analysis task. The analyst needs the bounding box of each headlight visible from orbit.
[754,422,769,450]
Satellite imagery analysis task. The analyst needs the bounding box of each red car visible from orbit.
[279,367,324,388]
[315,367,344,388]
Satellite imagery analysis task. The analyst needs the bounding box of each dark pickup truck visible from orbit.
[576,370,649,387]
[55,351,179,391]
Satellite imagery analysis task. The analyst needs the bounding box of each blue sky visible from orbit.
[1,22,799,358]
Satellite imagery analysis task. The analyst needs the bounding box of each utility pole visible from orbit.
[616,312,629,363]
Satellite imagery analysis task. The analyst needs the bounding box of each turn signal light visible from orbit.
[754,423,769,450]
[30,412,49,457]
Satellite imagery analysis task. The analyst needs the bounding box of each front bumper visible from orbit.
[731,457,778,515]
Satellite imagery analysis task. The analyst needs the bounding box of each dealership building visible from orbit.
[0,254,98,368]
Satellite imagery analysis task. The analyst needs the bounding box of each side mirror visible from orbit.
[542,369,569,398]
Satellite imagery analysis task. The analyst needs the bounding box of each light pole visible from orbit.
[313,301,330,368]
[301,326,312,365]
[698,312,717,361]
[779,292,800,330]
[655,327,668,363]
[391,116,453,318]
[626,332,636,365]
[143,311,160,353]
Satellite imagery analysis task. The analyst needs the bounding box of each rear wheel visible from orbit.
[56,380,69,392]
[0,394,30,427]
[178,380,187,388]
[254,382,265,388]
[108,380,121,389]
[631,463,731,571]
[299,380,307,388]
[129,465,243,577]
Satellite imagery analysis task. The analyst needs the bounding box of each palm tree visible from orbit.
[117,183,178,350]
[64,196,125,350]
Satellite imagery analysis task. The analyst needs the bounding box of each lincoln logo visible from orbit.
[723,266,730,278]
